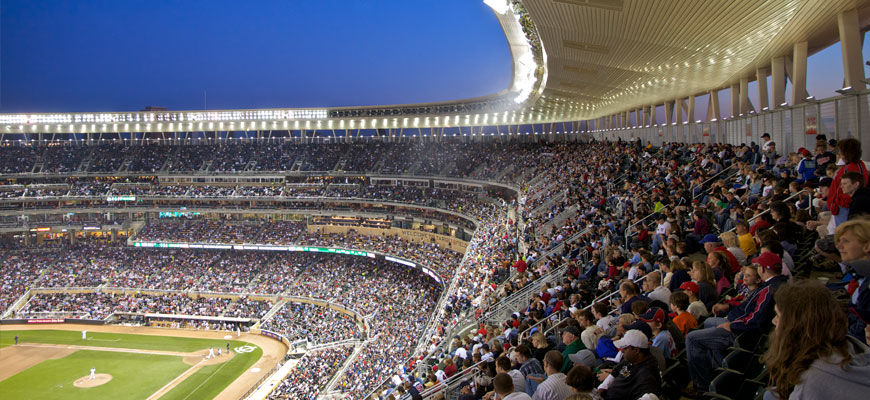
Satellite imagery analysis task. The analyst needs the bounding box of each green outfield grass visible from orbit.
[0,329,246,352]
[0,350,189,400]
[162,345,262,400]
[0,329,264,400]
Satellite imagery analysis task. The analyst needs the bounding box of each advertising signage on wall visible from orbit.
[106,196,136,202]
[133,242,374,258]
[130,241,443,285]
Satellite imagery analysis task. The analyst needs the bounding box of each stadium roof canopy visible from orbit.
[521,0,870,121]
[2,0,870,135]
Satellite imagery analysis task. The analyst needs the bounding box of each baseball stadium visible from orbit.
[2,1,870,399]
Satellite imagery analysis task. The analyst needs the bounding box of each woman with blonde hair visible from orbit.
[530,331,552,365]
[835,218,870,340]
[835,218,870,264]
[719,231,747,266]
[763,279,870,399]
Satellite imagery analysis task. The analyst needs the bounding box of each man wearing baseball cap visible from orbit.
[796,147,817,183]
[597,330,662,400]
[685,251,788,392]
[559,325,585,373]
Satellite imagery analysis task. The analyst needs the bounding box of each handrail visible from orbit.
[418,360,488,399]
[411,239,477,361]
[624,208,666,248]
[692,164,737,200]
[725,188,813,233]
[318,343,363,399]
[623,161,741,248]
[541,274,647,338]
[477,263,569,326]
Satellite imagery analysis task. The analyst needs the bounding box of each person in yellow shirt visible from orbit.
[735,221,757,258]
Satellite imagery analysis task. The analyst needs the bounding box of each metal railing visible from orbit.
[321,343,365,398]
[478,263,569,327]
[691,164,737,200]
[419,360,488,399]
[518,274,646,342]
[624,209,664,248]
[725,188,814,233]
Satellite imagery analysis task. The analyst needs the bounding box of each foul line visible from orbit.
[180,358,232,400]
[146,359,206,400]
[17,343,189,357]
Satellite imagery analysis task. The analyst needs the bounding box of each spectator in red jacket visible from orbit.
[827,138,868,226]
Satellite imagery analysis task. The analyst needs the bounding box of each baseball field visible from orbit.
[0,324,287,400]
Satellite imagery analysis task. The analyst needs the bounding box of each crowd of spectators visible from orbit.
[0,140,566,182]
[261,302,363,345]
[383,136,870,400]
[17,291,273,320]
[3,177,497,221]
[268,345,354,399]
[4,136,869,400]
[134,220,463,282]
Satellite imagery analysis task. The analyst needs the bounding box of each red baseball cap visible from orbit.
[680,281,700,295]
[752,252,782,273]
[639,307,665,324]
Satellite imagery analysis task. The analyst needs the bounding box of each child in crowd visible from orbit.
[669,291,697,336]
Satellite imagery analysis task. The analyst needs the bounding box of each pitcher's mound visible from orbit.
[74,374,112,387]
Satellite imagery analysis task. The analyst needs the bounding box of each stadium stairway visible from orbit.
[535,204,579,239]
[526,185,566,218]
[324,340,374,398]
[255,299,289,328]
[1,288,33,319]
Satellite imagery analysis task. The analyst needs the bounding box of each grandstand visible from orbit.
[2,1,870,400]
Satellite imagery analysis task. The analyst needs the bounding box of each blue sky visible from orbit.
[0,0,511,112]
[0,0,862,115]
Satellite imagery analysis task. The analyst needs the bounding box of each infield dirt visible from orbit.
[0,344,76,381]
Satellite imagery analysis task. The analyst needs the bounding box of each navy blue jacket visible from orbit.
[727,274,788,334]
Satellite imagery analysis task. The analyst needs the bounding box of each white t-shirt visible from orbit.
[454,347,468,360]
[655,221,671,235]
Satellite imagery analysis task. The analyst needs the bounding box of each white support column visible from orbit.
[839,9,866,90]
[730,83,740,118]
[650,104,657,126]
[771,57,787,108]
[757,68,770,111]
[739,77,753,115]
[679,98,689,123]
[665,102,674,125]
[707,90,720,121]
[674,99,683,125]
[792,42,809,105]
[687,96,695,123]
